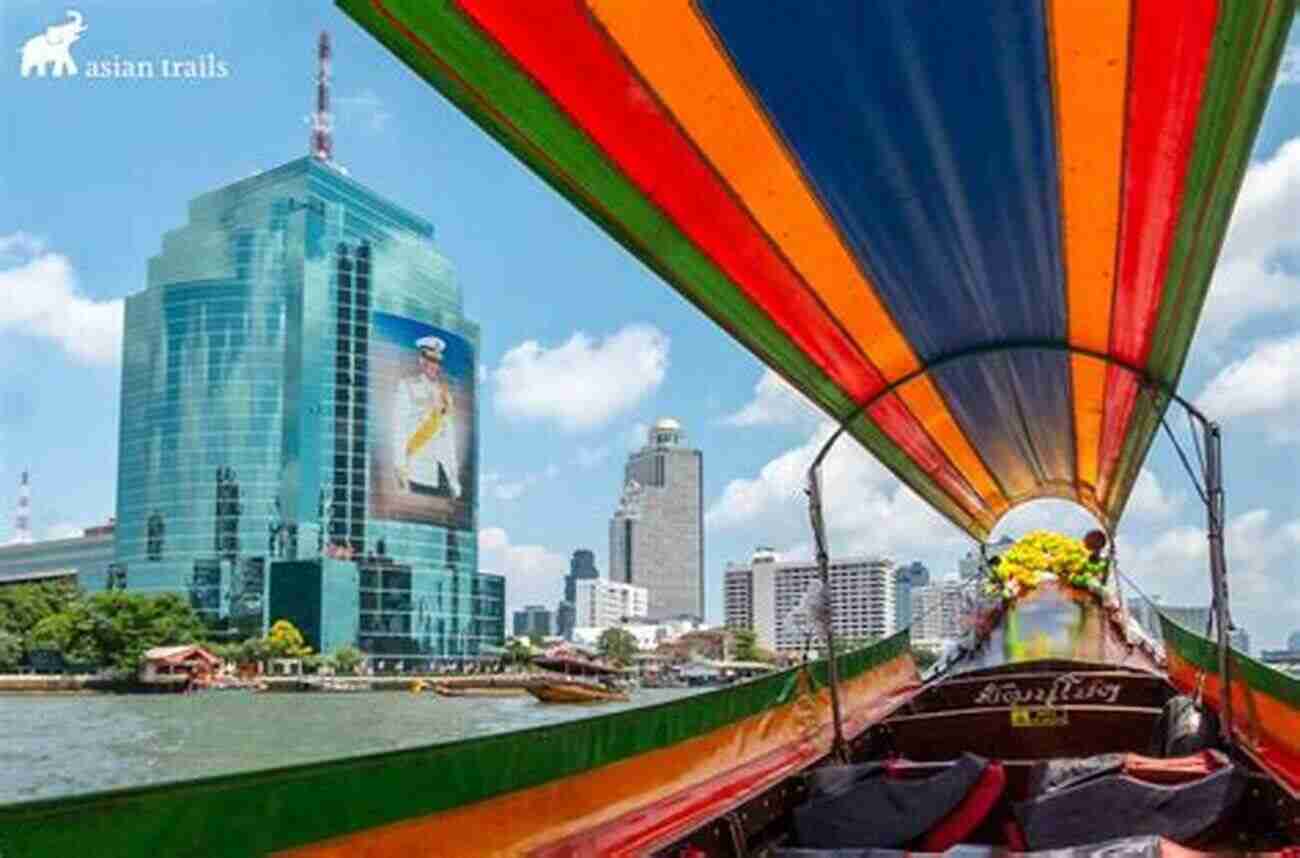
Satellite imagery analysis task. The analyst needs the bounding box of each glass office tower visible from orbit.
[115,156,503,656]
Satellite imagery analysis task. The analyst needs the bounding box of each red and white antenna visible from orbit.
[310,31,333,162]
[13,468,32,545]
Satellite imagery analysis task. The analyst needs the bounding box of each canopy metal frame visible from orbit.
[804,341,1234,758]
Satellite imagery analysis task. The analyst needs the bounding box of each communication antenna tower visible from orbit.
[310,32,334,162]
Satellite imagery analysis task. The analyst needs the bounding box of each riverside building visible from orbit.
[608,418,704,620]
[110,35,502,660]
[575,579,649,629]
[724,548,897,655]
[911,580,969,650]
[0,520,117,590]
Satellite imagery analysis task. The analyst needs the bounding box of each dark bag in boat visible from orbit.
[792,754,988,849]
[1014,755,1244,849]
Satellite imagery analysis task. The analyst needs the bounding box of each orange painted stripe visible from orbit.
[1166,651,1300,795]
[1070,354,1108,505]
[1047,0,1130,491]
[278,656,918,858]
[586,0,1006,511]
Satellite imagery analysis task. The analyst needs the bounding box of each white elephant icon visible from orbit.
[19,10,87,78]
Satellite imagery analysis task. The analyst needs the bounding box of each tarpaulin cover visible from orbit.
[338,0,1293,538]
[794,754,988,849]
[772,834,1269,858]
[1013,755,1243,849]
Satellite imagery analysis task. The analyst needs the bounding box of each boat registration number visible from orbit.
[1010,706,1068,727]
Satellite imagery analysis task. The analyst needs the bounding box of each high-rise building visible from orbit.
[110,35,502,659]
[575,579,648,629]
[512,605,553,638]
[725,548,896,654]
[895,561,930,632]
[608,418,703,620]
[958,536,1013,581]
[1289,630,1300,651]
[555,600,576,640]
[723,560,755,631]
[564,548,600,604]
[911,581,968,648]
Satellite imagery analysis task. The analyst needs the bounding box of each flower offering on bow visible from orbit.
[986,531,1109,600]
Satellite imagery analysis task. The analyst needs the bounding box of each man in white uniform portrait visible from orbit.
[393,335,462,500]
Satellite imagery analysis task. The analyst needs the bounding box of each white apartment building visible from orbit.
[724,548,896,654]
[911,580,969,649]
[575,578,649,629]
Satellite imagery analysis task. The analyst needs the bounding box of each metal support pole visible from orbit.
[1204,423,1233,742]
[807,463,848,763]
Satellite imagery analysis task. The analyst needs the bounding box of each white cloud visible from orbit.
[990,500,1101,542]
[1124,469,1181,521]
[1195,332,1300,441]
[0,234,122,365]
[721,369,821,427]
[1117,509,1300,643]
[478,526,567,613]
[707,421,968,563]
[44,523,82,540]
[1277,46,1300,87]
[1200,139,1300,345]
[482,469,553,502]
[335,89,392,133]
[0,232,46,262]
[493,325,668,431]
[625,422,649,451]
[574,444,610,469]
[493,479,531,501]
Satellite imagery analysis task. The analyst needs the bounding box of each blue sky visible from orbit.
[2,2,1299,648]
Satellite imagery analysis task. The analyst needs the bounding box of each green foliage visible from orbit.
[328,645,365,675]
[265,619,312,658]
[237,637,270,665]
[731,628,760,662]
[503,638,533,666]
[0,580,82,639]
[596,627,638,666]
[26,591,208,671]
[0,630,23,671]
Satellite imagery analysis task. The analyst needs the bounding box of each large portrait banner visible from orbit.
[369,313,475,529]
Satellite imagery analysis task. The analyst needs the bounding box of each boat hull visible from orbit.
[526,682,629,704]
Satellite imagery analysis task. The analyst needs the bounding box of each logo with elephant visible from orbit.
[19,9,86,78]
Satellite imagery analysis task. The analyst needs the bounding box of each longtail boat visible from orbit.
[526,681,629,704]
[5,1,1300,856]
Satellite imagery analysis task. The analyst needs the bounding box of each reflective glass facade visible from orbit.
[115,157,502,654]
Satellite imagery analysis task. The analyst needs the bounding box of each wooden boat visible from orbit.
[4,2,1300,856]
[526,680,629,704]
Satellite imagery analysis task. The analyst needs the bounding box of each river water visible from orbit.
[0,688,703,804]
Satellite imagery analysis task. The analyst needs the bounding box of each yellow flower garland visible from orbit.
[986,530,1108,600]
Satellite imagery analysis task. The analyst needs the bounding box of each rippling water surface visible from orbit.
[0,688,703,803]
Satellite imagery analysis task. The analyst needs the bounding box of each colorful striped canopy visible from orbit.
[340,0,1293,539]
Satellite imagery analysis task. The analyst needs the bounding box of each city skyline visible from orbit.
[4,3,1300,647]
